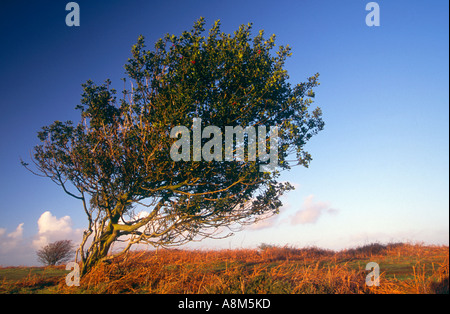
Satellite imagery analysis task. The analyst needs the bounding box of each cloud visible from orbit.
[128,210,149,233]
[291,195,338,225]
[247,193,338,230]
[0,223,25,258]
[32,211,81,249]
[0,223,24,244]
[1,211,83,266]
[7,223,24,239]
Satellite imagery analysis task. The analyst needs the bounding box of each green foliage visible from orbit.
[23,18,324,275]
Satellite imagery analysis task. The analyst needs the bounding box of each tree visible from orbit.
[36,240,75,266]
[22,18,324,276]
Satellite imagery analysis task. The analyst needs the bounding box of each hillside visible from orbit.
[0,242,448,294]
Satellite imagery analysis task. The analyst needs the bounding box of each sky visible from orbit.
[0,0,448,266]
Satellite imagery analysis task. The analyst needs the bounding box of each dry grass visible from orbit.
[1,242,448,294]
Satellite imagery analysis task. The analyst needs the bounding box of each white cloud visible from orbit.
[291,195,338,225]
[7,223,24,239]
[0,223,25,257]
[37,211,72,234]
[32,211,81,249]
[1,212,83,266]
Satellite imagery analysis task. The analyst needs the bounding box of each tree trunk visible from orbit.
[80,231,117,277]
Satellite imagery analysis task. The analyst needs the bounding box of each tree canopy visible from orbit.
[23,18,324,276]
[36,240,75,266]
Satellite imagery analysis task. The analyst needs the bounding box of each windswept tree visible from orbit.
[36,240,75,266]
[22,18,324,276]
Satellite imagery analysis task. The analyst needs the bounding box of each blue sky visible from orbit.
[0,0,448,265]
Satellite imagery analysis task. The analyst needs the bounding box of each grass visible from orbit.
[0,265,69,294]
[0,242,448,294]
[0,266,68,281]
